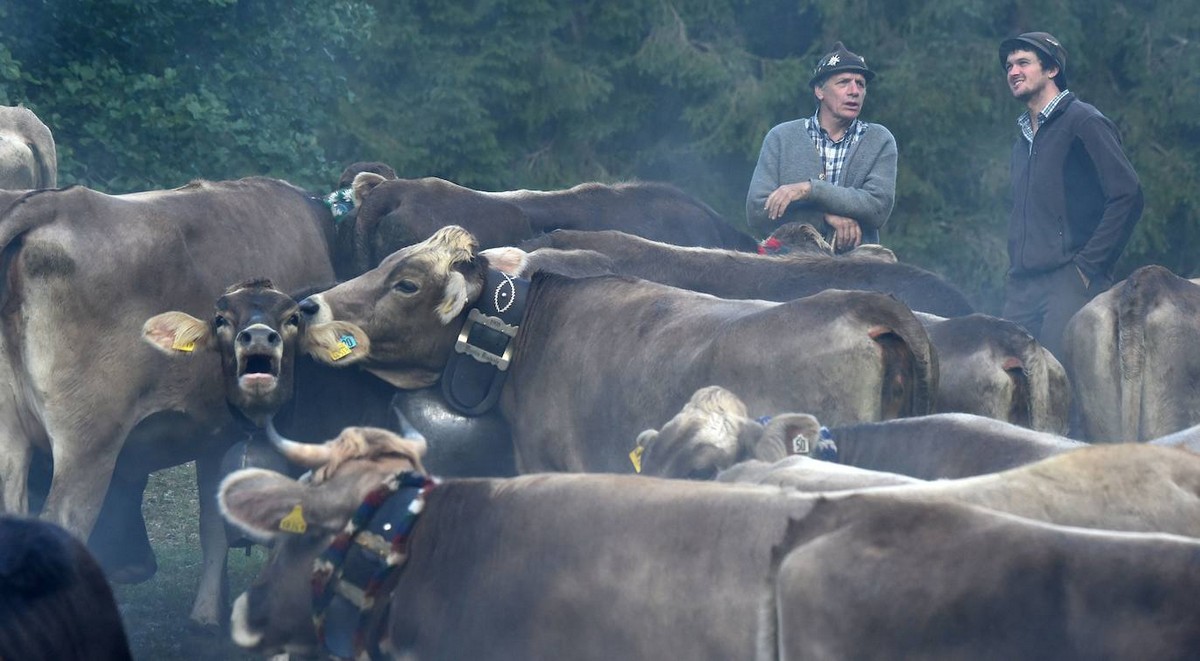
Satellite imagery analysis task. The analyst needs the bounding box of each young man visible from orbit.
[1000,32,1143,360]
[746,41,897,253]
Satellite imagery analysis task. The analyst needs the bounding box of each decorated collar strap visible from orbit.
[311,471,440,661]
[440,268,530,416]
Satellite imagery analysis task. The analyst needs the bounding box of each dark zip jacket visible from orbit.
[1008,92,1143,280]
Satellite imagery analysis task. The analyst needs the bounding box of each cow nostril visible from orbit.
[268,331,280,345]
[299,298,319,316]
[237,331,252,345]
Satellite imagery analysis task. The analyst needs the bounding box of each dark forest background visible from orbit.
[1,0,1196,313]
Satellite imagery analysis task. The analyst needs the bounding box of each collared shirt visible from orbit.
[1017,88,1071,151]
[806,111,869,185]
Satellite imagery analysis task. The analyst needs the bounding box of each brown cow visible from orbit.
[514,228,974,317]
[1064,264,1200,442]
[489,234,1068,432]
[0,105,56,189]
[300,226,936,474]
[918,312,1071,434]
[219,425,1200,660]
[0,178,336,625]
[643,386,1200,538]
[638,386,1082,481]
[344,173,756,273]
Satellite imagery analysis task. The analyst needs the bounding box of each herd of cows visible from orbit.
[4,105,1200,659]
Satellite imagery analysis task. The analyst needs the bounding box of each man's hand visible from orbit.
[825,213,862,253]
[765,182,813,220]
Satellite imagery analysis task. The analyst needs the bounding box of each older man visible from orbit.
[746,41,897,252]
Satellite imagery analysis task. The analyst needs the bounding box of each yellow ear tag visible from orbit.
[172,338,195,352]
[328,334,357,361]
[629,446,644,474]
[329,343,351,360]
[279,504,308,534]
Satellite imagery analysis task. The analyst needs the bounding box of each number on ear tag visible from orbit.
[329,343,352,361]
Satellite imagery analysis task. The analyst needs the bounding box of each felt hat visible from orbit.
[808,41,875,88]
[999,32,1068,81]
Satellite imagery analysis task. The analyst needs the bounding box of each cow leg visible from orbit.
[0,438,31,514]
[190,448,231,628]
[41,438,120,539]
[88,469,159,584]
[0,389,36,514]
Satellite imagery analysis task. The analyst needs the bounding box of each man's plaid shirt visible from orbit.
[806,111,869,185]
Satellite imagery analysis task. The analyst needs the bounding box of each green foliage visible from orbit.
[0,0,374,192]
[0,0,1197,310]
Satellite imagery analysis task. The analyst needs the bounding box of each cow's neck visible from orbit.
[312,470,440,661]
[226,402,268,442]
[439,268,531,415]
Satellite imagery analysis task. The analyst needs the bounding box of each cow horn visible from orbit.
[265,416,332,468]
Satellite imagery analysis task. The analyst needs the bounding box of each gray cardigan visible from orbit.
[746,118,898,242]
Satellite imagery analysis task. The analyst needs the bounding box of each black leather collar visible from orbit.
[440,268,529,415]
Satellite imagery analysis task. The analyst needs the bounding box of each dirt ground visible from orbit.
[111,462,267,661]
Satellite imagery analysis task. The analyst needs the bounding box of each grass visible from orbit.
[111,462,267,661]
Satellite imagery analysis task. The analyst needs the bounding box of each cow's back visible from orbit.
[390,474,811,660]
[829,413,1084,479]
[523,229,972,316]
[504,276,935,473]
[497,183,757,250]
[775,493,1200,660]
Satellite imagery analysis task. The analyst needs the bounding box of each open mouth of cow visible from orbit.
[237,350,280,396]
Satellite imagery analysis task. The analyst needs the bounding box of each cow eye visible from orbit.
[213,315,228,328]
[394,279,419,294]
[286,313,300,327]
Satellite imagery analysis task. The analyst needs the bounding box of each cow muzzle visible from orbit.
[236,323,283,395]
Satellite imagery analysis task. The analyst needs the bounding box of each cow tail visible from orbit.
[1002,355,1033,429]
[869,323,937,419]
[31,141,57,189]
[1117,268,1155,441]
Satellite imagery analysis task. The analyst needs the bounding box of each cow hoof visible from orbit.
[104,558,159,584]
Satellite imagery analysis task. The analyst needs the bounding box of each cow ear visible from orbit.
[218,469,339,541]
[757,413,821,460]
[304,320,371,366]
[479,247,530,277]
[350,172,388,206]
[437,269,484,324]
[142,311,213,355]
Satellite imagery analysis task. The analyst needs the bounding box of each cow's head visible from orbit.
[634,386,827,479]
[299,225,491,389]
[142,279,302,424]
[219,425,427,656]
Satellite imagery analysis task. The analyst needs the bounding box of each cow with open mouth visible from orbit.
[145,279,301,426]
[297,225,937,474]
[220,423,1200,660]
[143,278,401,627]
